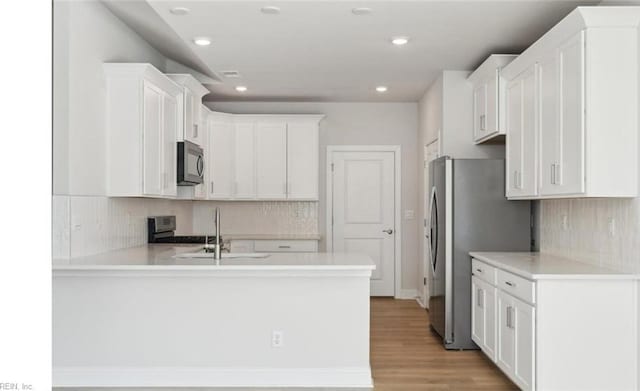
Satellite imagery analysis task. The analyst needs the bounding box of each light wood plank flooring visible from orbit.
[371,297,517,390]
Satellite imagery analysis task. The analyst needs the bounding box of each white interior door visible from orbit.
[331,150,395,296]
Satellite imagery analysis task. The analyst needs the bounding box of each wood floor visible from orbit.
[370,297,517,390]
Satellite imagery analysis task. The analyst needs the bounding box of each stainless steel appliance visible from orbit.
[427,157,531,350]
[147,215,220,244]
[177,141,204,185]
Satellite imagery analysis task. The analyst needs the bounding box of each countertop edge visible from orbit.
[469,252,640,281]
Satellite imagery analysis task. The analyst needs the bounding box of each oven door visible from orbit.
[177,141,204,185]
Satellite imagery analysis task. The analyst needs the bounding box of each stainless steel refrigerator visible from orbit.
[427,157,531,350]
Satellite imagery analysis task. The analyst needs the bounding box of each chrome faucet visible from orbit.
[214,207,221,260]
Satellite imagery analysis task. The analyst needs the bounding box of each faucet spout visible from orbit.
[214,207,221,261]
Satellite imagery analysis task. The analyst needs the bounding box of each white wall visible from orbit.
[53,0,191,259]
[208,102,419,294]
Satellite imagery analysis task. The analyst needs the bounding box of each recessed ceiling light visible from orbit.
[169,6,190,15]
[376,86,388,93]
[261,6,281,14]
[193,37,211,46]
[391,36,410,46]
[352,7,372,15]
[235,86,248,92]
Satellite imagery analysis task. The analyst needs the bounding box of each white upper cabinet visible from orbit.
[502,7,640,199]
[166,74,209,147]
[468,55,517,144]
[256,121,288,199]
[505,65,538,198]
[233,120,257,199]
[287,120,320,200]
[179,114,322,201]
[104,63,181,198]
[208,112,235,200]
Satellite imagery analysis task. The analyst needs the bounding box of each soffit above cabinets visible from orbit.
[109,0,600,102]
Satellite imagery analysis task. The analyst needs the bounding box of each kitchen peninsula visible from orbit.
[53,245,375,388]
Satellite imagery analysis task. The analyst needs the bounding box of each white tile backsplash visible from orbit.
[192,201,319,236]
[52,196,320,260]
[540,197,640,273]
[53,195,193,260]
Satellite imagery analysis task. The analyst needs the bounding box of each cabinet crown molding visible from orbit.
[166,73,210,98]
[503,6,640,80]
[103,63,182,96]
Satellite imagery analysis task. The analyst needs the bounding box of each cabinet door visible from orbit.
[486,74,499,134]
[192,109,209,199]
[496,291,515,376]
[471,277,486,348]
[506,66,537,198]
[256,122,287,199]
[287,121,319,200]
[183,88,196,142]
[520,65,538,196]
[538,51,560,196]
[142,81,163,196]
[505,78,523,197]
[513,297,535,390]
[209,119,234,199]
[473,83,488,140]
[233,122,256,199]
[556,31,585,195]
[483,283,497,361]
[161,93,178,197]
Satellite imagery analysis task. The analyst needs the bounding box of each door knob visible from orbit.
[383,229,394,235]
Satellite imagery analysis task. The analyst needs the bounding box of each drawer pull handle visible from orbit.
[476,268,483,273]
[505,281,516,287]
[278,245,291,249]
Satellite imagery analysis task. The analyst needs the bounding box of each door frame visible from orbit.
[326,145,402,298]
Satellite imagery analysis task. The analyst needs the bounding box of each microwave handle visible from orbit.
[196,155,204,176]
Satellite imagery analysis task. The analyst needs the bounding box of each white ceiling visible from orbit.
[115,0,600,102]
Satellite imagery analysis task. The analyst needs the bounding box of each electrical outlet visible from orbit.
[271,330,284,348]
[404,209,415,220]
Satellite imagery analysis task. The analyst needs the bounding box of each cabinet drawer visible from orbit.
[253,240,318,253]
[472,259,497,285]
[497,270,535,304]
[229,240,254,253]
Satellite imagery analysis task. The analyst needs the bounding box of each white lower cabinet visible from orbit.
[471,276,497,361]
[496,290,535,391]
[472,257,639,391]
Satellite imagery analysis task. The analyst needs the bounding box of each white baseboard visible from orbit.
[53,366,373,388]
[416,295,428,309]
[395,289,418,300]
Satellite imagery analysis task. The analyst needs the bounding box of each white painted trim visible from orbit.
[53,366,373,388]
[416,295,428,308]
[53,268,374,278]
[396,289,418,300]
[326,145,403,299]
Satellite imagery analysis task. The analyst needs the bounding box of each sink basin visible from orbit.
[174,251,270,259]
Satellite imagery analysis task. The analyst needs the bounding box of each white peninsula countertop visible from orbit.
[469,252,639,280]
[53,244,375,276]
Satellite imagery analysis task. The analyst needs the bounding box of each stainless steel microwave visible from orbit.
[177,141,204,185]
